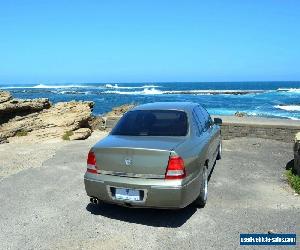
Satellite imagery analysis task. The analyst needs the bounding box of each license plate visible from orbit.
[115,188,140,201]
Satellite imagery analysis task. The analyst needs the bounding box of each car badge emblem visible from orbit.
[124,158,132,166]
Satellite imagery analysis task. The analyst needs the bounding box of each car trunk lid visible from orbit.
[92,136,186,178]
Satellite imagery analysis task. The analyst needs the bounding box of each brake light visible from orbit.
[87,151,98,174]
[165,156,186,179]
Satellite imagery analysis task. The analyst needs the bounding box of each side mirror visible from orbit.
[214,117,222,125]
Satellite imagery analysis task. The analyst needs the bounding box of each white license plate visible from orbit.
[115,188,140,201]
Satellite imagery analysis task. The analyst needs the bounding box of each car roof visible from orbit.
[132,102,198,112]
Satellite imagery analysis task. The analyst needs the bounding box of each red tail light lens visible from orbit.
[165,156,186,180]
[87,151,98,174]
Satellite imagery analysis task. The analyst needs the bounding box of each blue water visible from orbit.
[1,82,300,119]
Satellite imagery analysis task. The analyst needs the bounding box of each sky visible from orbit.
[0,0,300,84]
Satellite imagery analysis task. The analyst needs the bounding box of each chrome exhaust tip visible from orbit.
[90,197,99,205]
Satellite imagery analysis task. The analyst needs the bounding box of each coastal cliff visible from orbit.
[0,91,94,143]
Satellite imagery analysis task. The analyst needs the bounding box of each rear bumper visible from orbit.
[84,172,200,209]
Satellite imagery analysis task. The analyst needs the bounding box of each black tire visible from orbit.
[194,167,208,208]
[216,142,222,160]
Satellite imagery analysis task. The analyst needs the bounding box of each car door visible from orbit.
[192,108,210,168]
[196,106,216,173]
[199,106,220,169]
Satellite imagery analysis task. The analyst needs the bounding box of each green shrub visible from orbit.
[15,130,28,137]
[286,169,300,194]
[62,131,74,140]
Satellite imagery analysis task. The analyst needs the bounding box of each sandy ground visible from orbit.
[0,131,107,180]
[0,136,299,249]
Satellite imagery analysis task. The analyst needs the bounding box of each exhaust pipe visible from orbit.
[90,197,99,205]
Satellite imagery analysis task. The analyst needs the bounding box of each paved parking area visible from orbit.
[0,137,299,249]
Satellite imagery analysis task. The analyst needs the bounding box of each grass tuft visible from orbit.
[286,169,300,194]
[62,131,74,140]
[15,130,28,137]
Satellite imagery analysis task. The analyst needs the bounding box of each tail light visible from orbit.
[87,151,98,174]
[165,156,186,180]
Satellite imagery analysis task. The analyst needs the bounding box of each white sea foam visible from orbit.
[32,84,93,89]
[1,86,36,89]
[104,88,163,95]
[163,89,263,94]
[105,84,161,89]
[143,88,163,95]
[277,88,300,93]
[274,105,300,112]
[55,90,91,95]
[244,111,300,120]
[2,84,95,89]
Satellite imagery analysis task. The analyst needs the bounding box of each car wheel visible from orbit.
[194,167,208,208]
[216,142,222,160]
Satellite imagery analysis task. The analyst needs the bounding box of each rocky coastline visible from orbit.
[0,90,135,144]
[0,91,96,143]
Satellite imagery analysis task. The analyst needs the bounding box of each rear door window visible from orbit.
[198,106,213,130]
[192,109,204,135]
[194,107,207,131]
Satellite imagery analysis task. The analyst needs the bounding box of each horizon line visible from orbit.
[1,80,300,85]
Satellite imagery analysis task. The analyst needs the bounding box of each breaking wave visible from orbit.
[277,88,300,93]
[104,84,161,89]
[54,90,91,95]
[274,105,300,112]
[2,84,96,89]
[32,84,93,89]
[104,88,163,95]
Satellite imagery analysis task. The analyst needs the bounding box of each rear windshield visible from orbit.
[111,110,188,136]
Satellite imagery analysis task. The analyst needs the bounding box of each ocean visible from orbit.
[1,81,300,120]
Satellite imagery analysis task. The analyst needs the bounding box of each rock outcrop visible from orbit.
[234,111,248,117]
[106,103,135,117]
[88,103,135,131]
[103,104,135,130]
[89,116,106,131]
[0,91,12,103]
[69,128,92,140]
[0,91,94,143]
[0,98,51,123]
